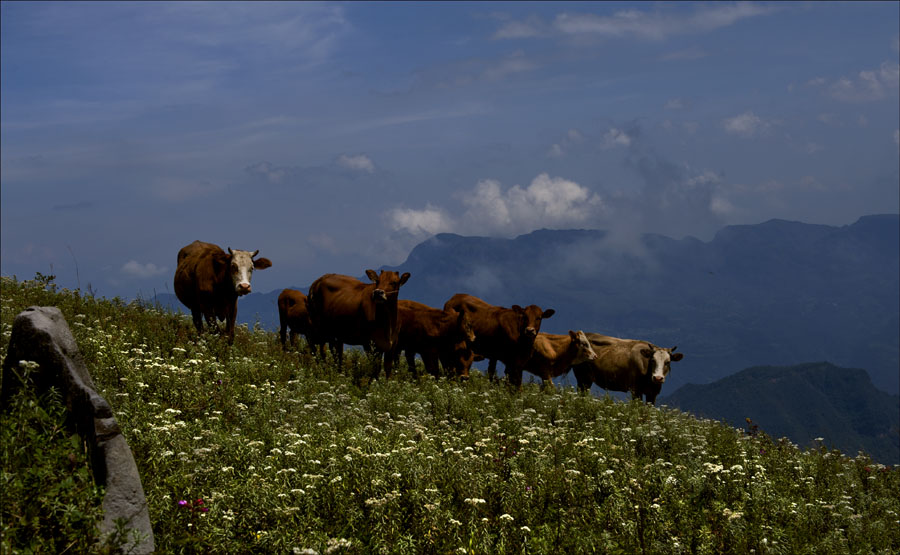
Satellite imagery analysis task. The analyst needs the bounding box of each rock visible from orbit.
[1,307,155,554]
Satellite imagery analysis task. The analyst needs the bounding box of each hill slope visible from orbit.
[660,362,900,465]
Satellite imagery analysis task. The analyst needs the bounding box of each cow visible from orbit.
[443,293,555,383]
[173,240,272,343]
[571,333,684,404]
[277,289,313,352]
[306,270,410,378]
[393,300,476,379]
[520,330,597,388]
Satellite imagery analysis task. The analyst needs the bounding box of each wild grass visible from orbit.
[2,274,899,554]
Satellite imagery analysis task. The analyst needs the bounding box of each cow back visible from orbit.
[174,241,232,306]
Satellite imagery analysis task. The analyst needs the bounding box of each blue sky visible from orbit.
[2,1,898,299]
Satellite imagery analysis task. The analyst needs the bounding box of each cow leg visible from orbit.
[279,322,288,350]
[224,301,237,344]
[381,351,393,379]
[645,392,658,405]
[422,352,440,378]
[290,331,298,350]
[405,350,418,378]
[191,310,203,334]
[487,359,498,381]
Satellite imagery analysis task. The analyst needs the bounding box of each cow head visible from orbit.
[512,304,555,342]
[365,269,410,303]
[569,330,598,365]
[639,345,684,384]
[227,248,272,296]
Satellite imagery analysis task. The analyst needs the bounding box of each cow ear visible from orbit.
[543,308,556,319]
[640,348,653,359]
[399,272,411,286]
[365,269,379,282]
[569,330,577,339]
[671,352,684,361]
[254,257,272,270]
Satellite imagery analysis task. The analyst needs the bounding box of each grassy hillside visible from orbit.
[2,275,899,554]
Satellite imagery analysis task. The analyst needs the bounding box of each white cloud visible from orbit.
[336,154,376,173]
[121,260,168,278]
[722,111,770,137]
[547,144,565,158]
[461,174,603,236]
[245,161,287,183]
[664,98,686,110]
[828,61,900,102]
[388,205,454,237]
[550,3,774,41]
[492,16,549,39]
[387,173,604,239]
[600,127,632,148]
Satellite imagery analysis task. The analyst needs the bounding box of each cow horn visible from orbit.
[228,247,234,255]
[252,250,259,258]
[671,346,678,352]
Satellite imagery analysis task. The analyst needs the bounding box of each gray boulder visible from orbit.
[1,306,154,553]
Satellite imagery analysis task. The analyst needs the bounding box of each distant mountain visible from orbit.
[151,215,900,396]
[384,214,899,395]
[659,362,900,465]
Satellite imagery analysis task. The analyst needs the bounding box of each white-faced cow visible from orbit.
[277,289,313,352]
[571,333,684,404]
[174,240,272,343]
[306,270,410,378]
[521,330,597,388]
[443,293,555,383]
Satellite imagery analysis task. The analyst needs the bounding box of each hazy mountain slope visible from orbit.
[659,362,900,465]
[387,214,899,394]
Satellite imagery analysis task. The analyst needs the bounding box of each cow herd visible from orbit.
[174,240,684,403]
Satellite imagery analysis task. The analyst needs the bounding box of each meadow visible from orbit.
[1,274,898,554]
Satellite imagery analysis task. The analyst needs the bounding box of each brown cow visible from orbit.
[520,330,597,388]
[277,289,313,352]
[443,293,555,383]
[173,240,272,343]
[393,300,476,379]
[306,270,410,378]
[572,333,684,404]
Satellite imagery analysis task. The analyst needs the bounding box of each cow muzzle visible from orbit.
[237,283,251,296]
[372,289,387,302]
[524,327,537,339]
[653,375,665,384]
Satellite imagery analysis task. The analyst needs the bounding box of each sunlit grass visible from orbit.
[2,274,899,554]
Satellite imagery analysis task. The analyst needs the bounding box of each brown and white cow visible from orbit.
[572,333,684,404]
[277,289,313,352]
[393,300,476,379]
[443,293,555,383]
[306,270,410,378]
[173,240,272,343]
[521,330,597,388]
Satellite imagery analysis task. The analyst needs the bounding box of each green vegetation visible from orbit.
[2,274,899,554]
